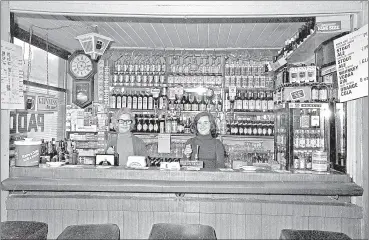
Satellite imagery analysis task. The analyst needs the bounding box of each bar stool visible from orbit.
[280,229,352,240]
[1,221,48,240]
[149,223,217,239]
[57,224,120,240]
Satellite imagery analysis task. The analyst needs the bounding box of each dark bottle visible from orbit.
[142,92,148,110]
[137,91,143,110]
[180,94,187,111]
[116,91,122,109]
[153,115,159,133]
[217,96,223,112]
[192,95,199,111]
[184,93,192,111]
[112,146,119,166]
[136,114,143,132]
[148,115,154,132]
[242,92,248,112]
[199,95,207,111]
[249,92,255,112]
[158,88,167,110]
[148,93,154,110]
[142,115,149,132]
[184,117,191,134]
[261,91,268,112]
[110,91,117,109]
[194,145,200,161]
[132,91,138,110]
[126,90,132,109]
[255,91,261,112]
[121,91,127,108]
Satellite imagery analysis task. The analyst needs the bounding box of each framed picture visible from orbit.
[72,79,94,108]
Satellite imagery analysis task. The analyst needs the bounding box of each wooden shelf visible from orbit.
[168,72,222,76]
[226,111,275,115]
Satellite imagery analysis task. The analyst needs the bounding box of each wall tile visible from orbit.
[138,199,153,212]
[215,201,232,214]
[7,210,17,220]
[215,214,231,239]
[199,201,216,214]
[78,210,94,225]
[16,210,33,221]
[199,213,216,229]
[153,212,170,225]
[341,218,361,239]
[309,205,326,217]
[245,215,262,239]
[184,199,200,213]
[261,215,292,239]
[108,211,124,238]
[62,210,78,230]
[324,217,342,233]
[184,212,200,224]
[151,199,169,212]
[123,211,138,239]
[308,216,325,231]
[291,204,310,217]
[138,211,154,239]
[230,214,246,239]
[291,216,309,230]
[93,210,109,223]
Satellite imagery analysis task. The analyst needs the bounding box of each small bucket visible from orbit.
[14,138,41,167]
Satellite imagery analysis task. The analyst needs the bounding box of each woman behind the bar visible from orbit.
[106,108,148,166]
[183,111,225,169]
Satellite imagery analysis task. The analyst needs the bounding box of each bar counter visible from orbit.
[1,165,364,239]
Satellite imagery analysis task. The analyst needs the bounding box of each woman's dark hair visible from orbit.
[190,111,218,138]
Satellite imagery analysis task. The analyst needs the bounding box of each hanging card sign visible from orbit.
[316,21,342,32]
[334,24,368,102]
[37,96,58,111]
[1,40,24,109]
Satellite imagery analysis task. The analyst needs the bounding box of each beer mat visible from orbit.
[126,166,149,170]
[45,162,65,168]
[218,168,234,172]
[184,167,200,171]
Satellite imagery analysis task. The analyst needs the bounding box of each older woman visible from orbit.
[106,108,147,166]
[183,111,225,169]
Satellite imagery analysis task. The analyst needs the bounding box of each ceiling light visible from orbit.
[75,32,114,60]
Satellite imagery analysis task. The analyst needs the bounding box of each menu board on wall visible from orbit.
[334,24,368,102]
[1,40,24,109]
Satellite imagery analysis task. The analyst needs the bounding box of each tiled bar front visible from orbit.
[2,167,364,239]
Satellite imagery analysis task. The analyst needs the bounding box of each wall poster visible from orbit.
[1,40,24,109]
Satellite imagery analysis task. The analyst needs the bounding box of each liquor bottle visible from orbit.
[267,91,274,111]
[136,114,143,132]
[300,109,310,128]
[148,93,154,110]
[249,92,255,112]
[199,95,207,111]
[116,90,122,109]
[132,91,138,110]
[238,120,244,135]
[257,121,263,136]
[192,95,199,111]
[110,90,117,109]
[225,93,230,111]
[184,117,191,134]
[310,108,320,128]
[236,91,243,112]
[153,115,159,133]
[121,91,127,108]
[137,92,143,110]
[252,120,258,136]
[142,92,148,110]
[294,130,300,148]
[148,115,154,132]
[126,90,132,109]
[241,92,248,112]
[299,129,306,149]
[194,145,200,161]
[319,85,328,102]
[158,88,167,110]
[217,95,223,112]
[261,91,268,112]
[225,59,230,76]
[180,94,187,111]
[142,115,149,132]
[255,91,261,111]
[159,115,165,133]
[184,93,191,111]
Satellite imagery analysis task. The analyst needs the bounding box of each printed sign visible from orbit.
[228,86,237,100]
[37,96,58,111]
[1,40,24,109]
[316,21,342,32]
[290,89,305,100]
[334,24,368,102]
[9,111,45,134]
[25,95,36,110]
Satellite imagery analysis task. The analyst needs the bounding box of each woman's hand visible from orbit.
[106,147,115,154]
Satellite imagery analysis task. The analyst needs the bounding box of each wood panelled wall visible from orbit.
[6,192,363,240]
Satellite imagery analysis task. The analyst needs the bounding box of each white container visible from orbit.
[14,138,41,167]
[312,151,328,172]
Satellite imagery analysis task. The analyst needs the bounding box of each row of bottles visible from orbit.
[294,109,321,129]
[114,57,166,75]
[225,90,274,112]
[224,59,269,76]
[169,93,223,112]
[169,55,222,75]
[131,114,192,134]
[276,64,318,87]
[292,150,314,170]
[274,20,316,62]
[228,120,274,136]
[40,138,78,164]
[274,85,330,104]
[112,74,166,87]
[225,75,274,89]
[293,129,325,149]
[110,90,155,110]
[167,75,222,87]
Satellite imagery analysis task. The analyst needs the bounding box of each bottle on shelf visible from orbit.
[110,90,117,109]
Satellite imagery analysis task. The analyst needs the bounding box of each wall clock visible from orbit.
[68,51,96,80]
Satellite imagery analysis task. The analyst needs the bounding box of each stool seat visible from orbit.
[1,221,48,240]
[149,223,217,239]
[57,224,120,240]
[280,229,352,240]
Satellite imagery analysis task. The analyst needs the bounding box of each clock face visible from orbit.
[69,53,94,79]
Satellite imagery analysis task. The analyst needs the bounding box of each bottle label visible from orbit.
[262,101,268,111]
[311,116,320,127]
[257,127,263,135]
[299,138,306,148]
[267,128,272,136]
[243,100,249,111]
[148,97,153,109]
[249,100,255,110]
[247,128,253,135]
[149,123,154,131]
[137,123,142,132]
[137,98,142,109]
[252,128,258,135]
[143,123,148,132]
[255,100,261,111]
[116,97,122,109]
[122,96,127,108]
[142,98,148,109]
[268,100,274,110]
[239,127,244,135]
[110,96,116,108]
[262,128,267,135]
